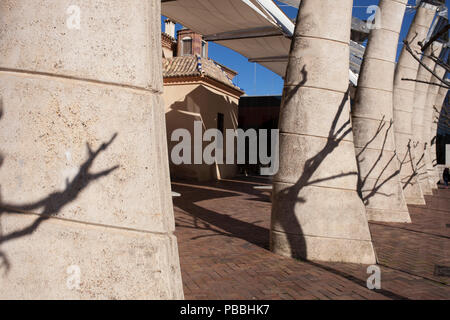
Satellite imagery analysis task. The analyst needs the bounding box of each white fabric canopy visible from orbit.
[162,0,358,84]
[162,0,287,35]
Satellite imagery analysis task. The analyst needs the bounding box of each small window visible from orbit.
[182,37,192,56]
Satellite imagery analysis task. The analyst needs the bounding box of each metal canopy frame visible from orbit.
[248,55,288,63]
[203,26,284,41]
[251,0,295,36]
[162,0,359,85]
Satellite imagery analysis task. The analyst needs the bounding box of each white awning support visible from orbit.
[250,0,295,36]
[162,0,359,86]
[239,0,280,25]
[203,26,283,41]
[248,55,288,62]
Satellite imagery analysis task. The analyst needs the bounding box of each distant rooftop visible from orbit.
[163,55,242,92]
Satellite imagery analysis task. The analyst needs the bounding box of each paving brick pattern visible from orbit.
[172,177,450,300]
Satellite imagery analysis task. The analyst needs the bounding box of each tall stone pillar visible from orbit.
[392,2,436,205]
[352,0,410,223]
[0,0,183,299]
[411,42,443,195]
[271,0,376,264]
[430,85,449,184]
[423,63,446,188]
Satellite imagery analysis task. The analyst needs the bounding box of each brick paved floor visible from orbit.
[172,176,450,300]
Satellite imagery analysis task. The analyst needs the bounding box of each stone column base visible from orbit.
[403,196,426,205]
[270,230,376,265]
[427,169,440,189]
[359,177,411,223]
[0,213,183,299]
[401,176,426,205]
[366,208,411,223]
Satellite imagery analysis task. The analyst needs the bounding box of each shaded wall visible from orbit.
[164,83,239,181]
[238,95,281,175]
[238,96,281,130]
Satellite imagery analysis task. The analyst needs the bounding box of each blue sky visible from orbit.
[162,0,449,96]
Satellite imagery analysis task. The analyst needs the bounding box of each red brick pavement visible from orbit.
[172,177,450,300]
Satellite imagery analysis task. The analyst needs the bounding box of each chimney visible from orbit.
[164,19,175,38]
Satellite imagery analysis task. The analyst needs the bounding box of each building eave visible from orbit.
[163,75,244,98]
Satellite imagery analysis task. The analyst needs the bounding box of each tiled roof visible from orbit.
[163,55,241,91]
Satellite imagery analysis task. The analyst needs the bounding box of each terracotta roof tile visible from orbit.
[163,55,241,91]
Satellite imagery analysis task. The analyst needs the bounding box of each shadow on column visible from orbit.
[355,117,399,205]
[0,101,119,274]
[272,71,362,259]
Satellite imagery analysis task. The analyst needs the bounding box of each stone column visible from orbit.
[430,85,449,184]
[352,0,410,223]
[0,0,183,299]
[271,0,376,264]
[411,43,443,195]
[423,63,446,188]
[393,2,436,205]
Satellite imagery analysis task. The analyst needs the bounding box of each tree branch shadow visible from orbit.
[355,117,402,206]
[273,78,359,258]
[0,119,119,275]
[399,140,420,190]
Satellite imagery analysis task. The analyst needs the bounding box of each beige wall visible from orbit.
[162,46,174,59]
[163,81,239,181]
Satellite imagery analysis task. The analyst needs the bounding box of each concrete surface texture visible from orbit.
[352,0,411,223]
[0,0,183,299]
[411,43,443,196]
[420,62,446,190]
[271,0,376,264]
[392,3,437,205]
